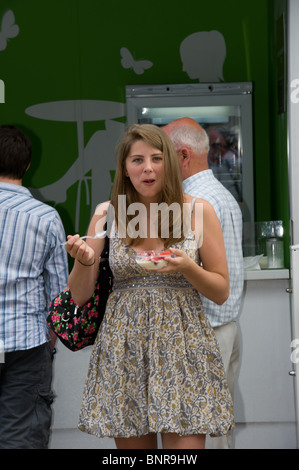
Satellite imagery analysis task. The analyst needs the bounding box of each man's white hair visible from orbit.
[168,124,210,155]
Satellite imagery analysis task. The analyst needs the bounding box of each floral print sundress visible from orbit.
[78,216,234,438]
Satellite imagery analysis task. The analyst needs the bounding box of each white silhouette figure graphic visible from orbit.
[26,100,125,232]
[180,30,226,82]
[0,10,19,51]
[120,47,153,75]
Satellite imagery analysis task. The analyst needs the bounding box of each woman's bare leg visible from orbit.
[161,433,205,449]
[115,433,158,449]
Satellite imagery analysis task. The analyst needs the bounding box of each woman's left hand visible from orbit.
[154,247,192,273]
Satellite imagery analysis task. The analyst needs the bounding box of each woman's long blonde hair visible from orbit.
[111,124,185,247]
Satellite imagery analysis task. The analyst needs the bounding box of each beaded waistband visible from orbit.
[113,274,192,291]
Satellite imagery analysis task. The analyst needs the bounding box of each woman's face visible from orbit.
[125,139,164,204]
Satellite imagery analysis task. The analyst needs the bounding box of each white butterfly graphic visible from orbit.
[120,47,153,75]
[0,10,19,51]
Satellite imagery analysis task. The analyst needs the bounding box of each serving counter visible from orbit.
[233,267,297,448]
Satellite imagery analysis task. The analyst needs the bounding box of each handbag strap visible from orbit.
[100,203,113,259]
[105,202,114,239]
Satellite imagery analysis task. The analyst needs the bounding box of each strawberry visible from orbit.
[159,250,171,258]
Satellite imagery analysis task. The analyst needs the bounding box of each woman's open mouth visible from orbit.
[143,179,155,185]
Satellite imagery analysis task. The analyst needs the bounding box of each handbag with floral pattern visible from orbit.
[47,235,113,351]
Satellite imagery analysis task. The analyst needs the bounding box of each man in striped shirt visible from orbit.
[164,118,244,449]
[0,125,68,448]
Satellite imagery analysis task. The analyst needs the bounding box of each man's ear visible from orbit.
[180,147,191,165]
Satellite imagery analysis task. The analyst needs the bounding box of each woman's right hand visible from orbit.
[65,234,95,265]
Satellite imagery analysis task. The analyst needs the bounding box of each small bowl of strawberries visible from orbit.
[134,249,171,270]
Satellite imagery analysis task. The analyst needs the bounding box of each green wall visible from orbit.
[0,0,288,262]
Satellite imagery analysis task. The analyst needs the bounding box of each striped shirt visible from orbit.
[183,170,244,327]
[0,183,68,352]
